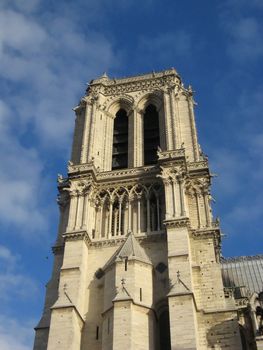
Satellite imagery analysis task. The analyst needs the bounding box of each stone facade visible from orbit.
[34,69,250,349]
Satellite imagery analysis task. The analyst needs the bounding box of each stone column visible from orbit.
[108,200,113,238]
[118,200,122,236]
[171,179,177,217]
[75,194,83,230]
[146,194,151,233]
[80,101,92,164]
[87,101,96,162]
[195,191,201,228]
[169,87,177,150]
[178,177,186,217]
[163,91,173,150]
[137,195,141,234]
[187,95,199,161]
[67,193,78,231]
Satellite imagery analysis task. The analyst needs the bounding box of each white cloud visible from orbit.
[219,1,263,62]
[0,315,34,350]
[0,245,17,267]
[0,1,118,234]
[0,99,46,232]
[0,244,38,301]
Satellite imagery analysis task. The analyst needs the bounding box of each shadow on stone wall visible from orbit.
[206,319,253,350]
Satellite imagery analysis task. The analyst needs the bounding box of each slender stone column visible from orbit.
[163,179,171,219]
[178,178,186,217]
[81,194,87,229]
[99,203,103,238]
[128,197,132,232]
[87,102,96,162]
[203,191,210,227]
[134,109,143,167]
[75,195,83,229]
[80,102,92,164]
[73,195,79,230]
[174,96,182,148]
[169,87,176,149]
[188,95,199,161]
[137,196,141,234]
[163,91,173,150]
[108,200,113,238]
[171,179,177,217]
[118,200,122,235]
[146,194,151,233]
[67,193,78,231]
[195,191,201,228]
[113,210,117,236]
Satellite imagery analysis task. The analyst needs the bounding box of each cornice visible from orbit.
[62,230,91,245]
[158,148,185,160]
[96,165,159,182]
[86,70,185,97]
[90,231,166,248]
[164,217,190,228]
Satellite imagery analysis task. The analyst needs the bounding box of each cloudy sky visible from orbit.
[0,0,262,348]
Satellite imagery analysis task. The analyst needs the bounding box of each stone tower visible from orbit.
[34,69,243,350]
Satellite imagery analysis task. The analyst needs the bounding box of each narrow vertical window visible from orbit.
[96,326,99,340]
[140,288,142,301]
[143,104,160,165]
[112,109,128,170]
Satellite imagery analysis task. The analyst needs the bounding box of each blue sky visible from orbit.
[0,0,262,348]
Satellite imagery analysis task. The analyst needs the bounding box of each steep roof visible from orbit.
[221,255,263,297]
[102,232,151,272]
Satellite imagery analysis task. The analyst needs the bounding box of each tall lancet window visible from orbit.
[112,109,128,170]
[143,104,160,165]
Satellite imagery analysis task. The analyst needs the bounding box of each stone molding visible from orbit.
[62,230,91,245]
[164,217,190,228]
[89,69,182,96]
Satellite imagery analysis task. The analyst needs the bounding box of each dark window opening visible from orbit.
[96,326,99,340]
[112,109,128,170]
[159,309,171,350]
[143,104,160,165]
[140,288,142,301]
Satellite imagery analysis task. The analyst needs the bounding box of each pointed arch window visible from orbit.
[143,104,160,165]
[112,109,128,170]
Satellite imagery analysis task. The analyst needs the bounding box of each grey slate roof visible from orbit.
[221,255,263,297]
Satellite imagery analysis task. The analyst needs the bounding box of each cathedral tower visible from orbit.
[34,69,243,350]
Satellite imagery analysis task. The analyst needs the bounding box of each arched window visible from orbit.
[143,104,160,165]
[112,109,128,170]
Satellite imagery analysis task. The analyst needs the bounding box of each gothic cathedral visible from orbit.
[34,69,256,349]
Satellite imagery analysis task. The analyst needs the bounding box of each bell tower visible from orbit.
[34,69,243,350]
